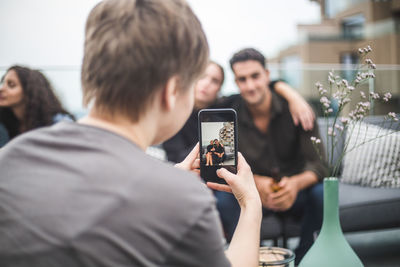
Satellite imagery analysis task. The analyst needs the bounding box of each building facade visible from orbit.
[271,0,400,115]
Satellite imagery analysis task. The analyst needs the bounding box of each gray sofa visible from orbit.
[201,144,235,162]
[261,116,400,247]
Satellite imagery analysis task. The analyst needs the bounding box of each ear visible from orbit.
[161,75,179,111]
[264,69,270,85]
[264,69,270,78]
[234,78,238,86]
[234,75,240,87]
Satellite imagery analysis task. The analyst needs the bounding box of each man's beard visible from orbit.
[246,88,267,107]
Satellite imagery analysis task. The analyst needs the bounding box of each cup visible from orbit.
[259,246,295,267]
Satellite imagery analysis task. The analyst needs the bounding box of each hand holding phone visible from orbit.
[198,109,238,184]
[207,152,261,208]
[174,143,200,176]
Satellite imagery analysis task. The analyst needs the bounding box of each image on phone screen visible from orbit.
[198,109,238,184]
[201,121,235,166]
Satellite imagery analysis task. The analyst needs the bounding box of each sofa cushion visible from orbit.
[341,121,400,188]
[339,182,400,232]
[317,116,400,177]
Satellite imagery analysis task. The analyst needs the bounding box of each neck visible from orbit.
[79,109,155,150]
[247,87,272,118]
[12,105,25,121]
[194,100,210,110]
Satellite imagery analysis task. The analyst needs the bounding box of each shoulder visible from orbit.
[0,122,217,235]
[271,91,290,112]
[212,94,242,109]
[269,79,284,91]
[52,113,74,123]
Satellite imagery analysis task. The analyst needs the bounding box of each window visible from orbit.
[281,55,302,90]
[342,14,365,40]
[340,52,358,82]
[325,0,367,18]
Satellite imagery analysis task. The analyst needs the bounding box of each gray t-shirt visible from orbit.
[0,122,231,267]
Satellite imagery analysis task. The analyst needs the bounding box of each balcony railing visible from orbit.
[268,63,400,116]
[1,64,400,117]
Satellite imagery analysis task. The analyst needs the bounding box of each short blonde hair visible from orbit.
[82,0,209,121]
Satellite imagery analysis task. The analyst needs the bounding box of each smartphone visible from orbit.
[198,108,238,184]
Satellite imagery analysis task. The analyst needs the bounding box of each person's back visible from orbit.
[0,122,228,266]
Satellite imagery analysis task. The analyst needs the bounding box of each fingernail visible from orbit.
[216,168,225,174]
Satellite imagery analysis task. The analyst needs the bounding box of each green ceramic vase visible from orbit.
[299,177,364,267]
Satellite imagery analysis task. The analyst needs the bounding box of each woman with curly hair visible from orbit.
[0,65,74,144]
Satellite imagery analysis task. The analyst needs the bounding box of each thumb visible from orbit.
[182,143,199,165]
[217,168,236,184]
[278,177,288,187]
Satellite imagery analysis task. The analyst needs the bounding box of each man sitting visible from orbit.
[213,139,225,165]
[217,48,327,264]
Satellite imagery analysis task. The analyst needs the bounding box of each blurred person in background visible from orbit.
[0,65,74,146]
[163,60,317,242]
[163,61,315,163]
[226,47,327,264]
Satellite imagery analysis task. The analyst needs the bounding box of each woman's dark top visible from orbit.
[207,144,215,153]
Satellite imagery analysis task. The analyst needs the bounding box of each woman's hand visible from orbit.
[207,153,260,208]
[175,143,200,175]
[288,95,315,131]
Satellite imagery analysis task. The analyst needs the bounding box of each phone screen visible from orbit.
[198,109,238,184]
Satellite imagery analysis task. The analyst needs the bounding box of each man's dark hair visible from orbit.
[229,48,266,70]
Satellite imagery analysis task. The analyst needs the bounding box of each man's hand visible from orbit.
[269,177,299,211]
[175,143,200,175]
[253,175,275,208]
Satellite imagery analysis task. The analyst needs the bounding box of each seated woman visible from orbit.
[0,65,74,145]
[205,140,216,166]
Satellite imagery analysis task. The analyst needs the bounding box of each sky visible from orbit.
[0,0,321,113]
